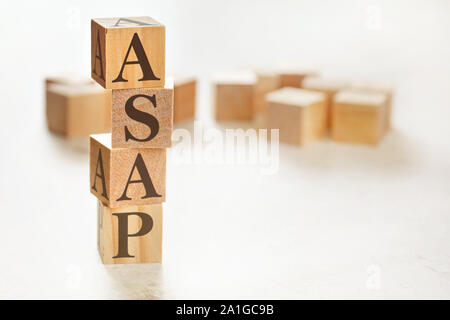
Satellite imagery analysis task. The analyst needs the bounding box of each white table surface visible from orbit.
[0,0,449,299]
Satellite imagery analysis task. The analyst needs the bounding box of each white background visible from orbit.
[0,0,449,299]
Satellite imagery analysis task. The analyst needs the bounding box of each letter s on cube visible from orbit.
[111,82,174,149]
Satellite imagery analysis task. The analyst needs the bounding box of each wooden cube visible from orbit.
[97,200,162,264]
[214,71,256,121]
[331,90,388,145]
[266,88,327,145]
[46,83,111,138]
[278,68,318,88]
[111,80,173,149]
[253,71,280,114]
[173,76,196,124]
[90,133,166,208]
[301,76,350,127]
[91,16,165,89]
[348,80,394,132]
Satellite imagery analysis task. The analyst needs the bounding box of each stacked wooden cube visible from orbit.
[89,17,173,264]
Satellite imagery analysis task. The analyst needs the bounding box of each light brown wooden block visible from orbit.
[331,90,387,145]
[173,77,196,124]
[111,80,173,149]
[301,76,350,127]
[46,83,111,138]
[91,16,165,89]
[97,200,162,264]
[266,87,327,145]
[90,133,166,208]
[253,71,281,114]
[214,71,256,121]
[348,81,394,132]
[278,68,318,88]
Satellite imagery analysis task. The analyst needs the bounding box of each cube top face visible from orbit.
[93,16,163,28]
[173,75,196,86]
[91,16,165,89]
[266,87,326,108]
[47,82,104,97]
[349,80,394,95]
[212,71,257,85]
[90,134,166,208]
[302,76,349,93]
[46,73,95,88]
[111,83,174,149]
[334,90,387,107]
[98,201,162,264]
[279,69,317,77]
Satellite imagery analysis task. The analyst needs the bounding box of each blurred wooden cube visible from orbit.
[91,16,165,89]
[214,71,256,122]
[111,80,173,149]
[332,91,388,145]
[98,200,162,264]
[173,76,196,124]
[253,71,280,114]
[348,80,394,132]
[46,83,111,138]
[90,133,166,208]
[266,87,327,145]
[278,67,318,88]
[301,76,350,127]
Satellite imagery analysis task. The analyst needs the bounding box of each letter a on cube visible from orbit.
[90,133,166,208]
[91,16,165,89]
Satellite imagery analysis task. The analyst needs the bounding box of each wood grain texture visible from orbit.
[91,17,165,89]
[331,90,387,145]
[111,84,173,148]
[266,88,327,145]
[90,133,166,208]
[98,200,162,264]
[46,83,111,138]
[173,77,196,124]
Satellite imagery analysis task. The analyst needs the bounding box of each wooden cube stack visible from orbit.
[90,16,172,264]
